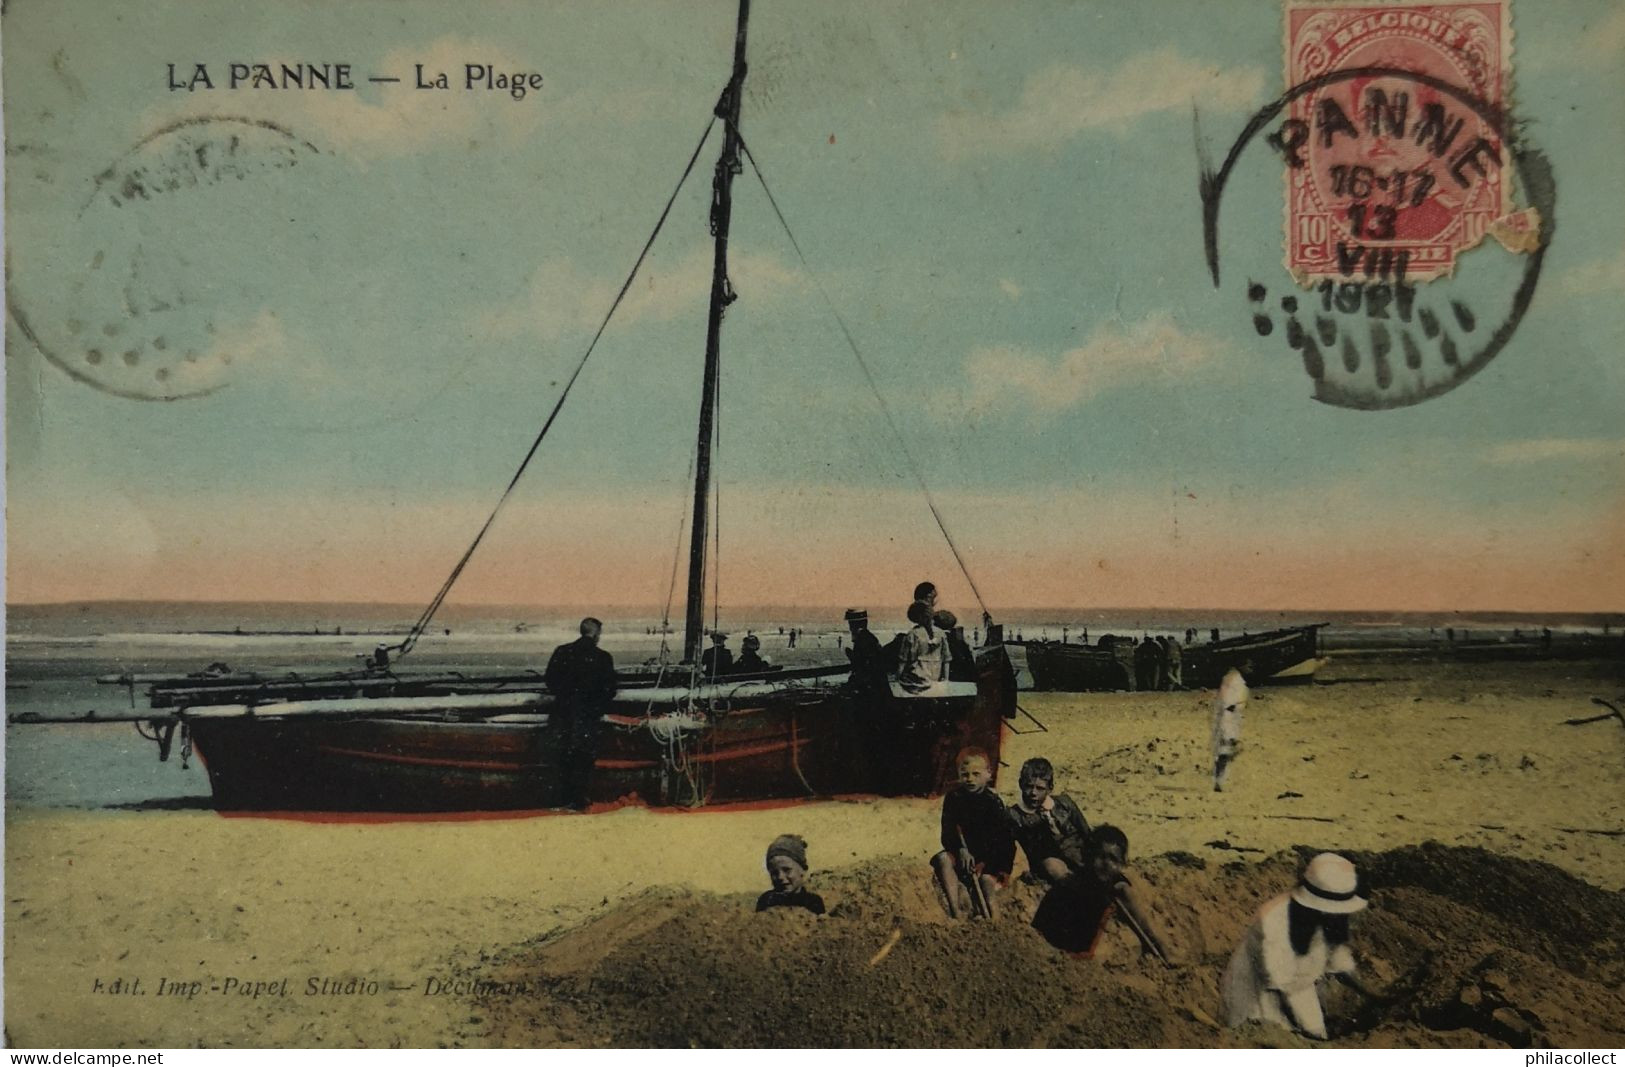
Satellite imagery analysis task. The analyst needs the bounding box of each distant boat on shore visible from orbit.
[1018,624,1328,691]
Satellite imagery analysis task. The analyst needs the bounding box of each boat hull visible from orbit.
[1022,625,1325,692]
[185,646,1016,812]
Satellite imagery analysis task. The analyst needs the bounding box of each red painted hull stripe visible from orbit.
[312,734,809,772]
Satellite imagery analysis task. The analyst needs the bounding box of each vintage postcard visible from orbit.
[5,0,1622,1050]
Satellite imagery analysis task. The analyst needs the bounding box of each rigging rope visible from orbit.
[737,136,992,621]
[657,441,699,673]
[392,115,719,658]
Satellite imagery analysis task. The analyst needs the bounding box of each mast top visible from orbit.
[681,0,752,664]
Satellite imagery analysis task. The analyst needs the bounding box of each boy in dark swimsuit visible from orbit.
[931,748,1015,919]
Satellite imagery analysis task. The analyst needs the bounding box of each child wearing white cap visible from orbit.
[1221,852,1370,1040]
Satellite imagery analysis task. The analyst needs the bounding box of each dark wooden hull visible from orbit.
[1179,626,1325,687]
[1022,625,1325,692]
[185,646,1016,812]
[1022,641,1133,692]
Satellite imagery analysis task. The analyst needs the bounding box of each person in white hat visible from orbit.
[1212,667,1249,792]
[1221,852,1369,1040]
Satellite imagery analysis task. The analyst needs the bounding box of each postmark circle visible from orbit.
[1200,65,1554,410]
[7,116,322,402]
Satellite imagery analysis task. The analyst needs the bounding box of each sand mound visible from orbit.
[474,845,1625,1048]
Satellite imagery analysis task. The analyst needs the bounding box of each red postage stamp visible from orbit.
[1282,2,1517,282]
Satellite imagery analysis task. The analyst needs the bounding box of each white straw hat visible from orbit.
[1291,852,1367,914]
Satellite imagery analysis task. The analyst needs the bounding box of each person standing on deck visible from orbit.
[735,634,769,673]
[844,609,889,697]
[935,610,977,682]
[543,617,618,812]
[1212,667,1248,792]
[701,631,734,680]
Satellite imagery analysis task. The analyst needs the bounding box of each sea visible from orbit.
[6,600,1619,811]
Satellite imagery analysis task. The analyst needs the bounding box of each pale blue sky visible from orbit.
[5,0,1622,611]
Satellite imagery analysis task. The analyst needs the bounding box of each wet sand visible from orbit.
[5,655,1622,1047]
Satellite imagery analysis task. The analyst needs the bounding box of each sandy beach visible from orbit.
[5,653,1622,1047]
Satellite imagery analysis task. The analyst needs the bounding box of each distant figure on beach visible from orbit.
[932,748,1014,920]
[1222,853,1375,1040]
[1031,825,1174,963]
[701,632,733,680]
[935,610,976,681]
[735,634,769,673]
[1166,635,1183,689]
[787,628,797,649]
[899,601,948,692]
[1213,668,1248,792]
[756,834,825,915]
[1134,637,1161,691]
[1156,636,1175,689]
[1006,757,1090,884]
[1211,627,1221,643]
[543,617,618,812]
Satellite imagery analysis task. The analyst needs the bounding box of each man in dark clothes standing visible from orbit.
[544,617,617,812]
[844,608,888,696]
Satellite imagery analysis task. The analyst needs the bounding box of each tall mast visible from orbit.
[683,0,750,663]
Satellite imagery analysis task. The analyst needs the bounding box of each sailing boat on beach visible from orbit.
[11,0,1017,812]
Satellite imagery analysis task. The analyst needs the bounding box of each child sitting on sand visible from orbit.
[1006,757,1091,884]
[1030,825,1175,964]
[756,834,826,915]
[931,747,1016,920]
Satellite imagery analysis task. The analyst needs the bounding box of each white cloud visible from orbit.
[1556,247,1625,299]
[1486,438,1625,465]
[474,245,806,342]
[935,313,1222,419]
[938,49,1264,158]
